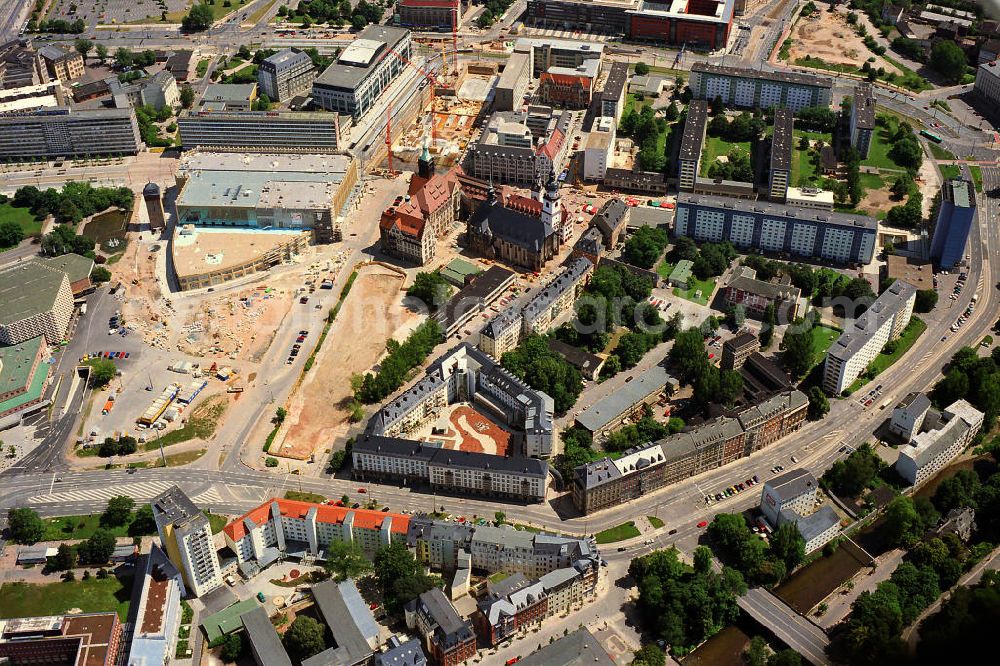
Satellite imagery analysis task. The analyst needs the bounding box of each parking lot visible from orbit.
[43,0,192,26]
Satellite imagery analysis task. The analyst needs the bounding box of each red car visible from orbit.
[358,488,367,493]
[697,520,708,528]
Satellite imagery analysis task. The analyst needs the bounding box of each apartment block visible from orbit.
[889,392,932,441]
[677,100,708,192]
[222,499,409,573]
[583,115,616,181]
[480,257,593,358]
[258,48,316,102]
[759,468,818,527]
[975,59,1000,110]
[151,486,223,598]
[850,83,876,159]
[823,280,916,395]
[37,45,84,81]
[0,107,141,159]
[574,365,679,441]
[601,61,629,122]
[674,193,878,265]
[689,62,833,111]
[0,613,122,666]
[895,399,984,487]
[407,588,476,666]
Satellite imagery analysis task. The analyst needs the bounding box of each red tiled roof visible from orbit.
[224,499,411,541]
[538,128,565,161]
[380,208,427,237]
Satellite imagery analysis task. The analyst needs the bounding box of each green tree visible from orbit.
[759,303,776,349]
[623,226,669,269]
[85,358,116,387]
[406,272,453,310]
[283,616,326,661]
[373,541,421,610]
[745,636,768,666]
[669,328,709,383]
[180,85,195,108]
[768,650,802,666]
[220,632,243,662]
[10,509,46,545]
[884,496,921,547]
[930,39,968,83]
[634,61,650,76]
[51,543,78,571]
[771,522,806,571]
[890,174,912,200]
[101,495,134,527]
[0,221,25,249]
[95,43,108,64]
[807,386,830,420]
[323,541,372,582]
[494,511,506,525]
[182,2,215,31]
[74,38,93,60]
[129,504,157,536]
[915,289,938,313]
[632,644,665,666]
[781,316,815,378]
[79,528,116,564]
[693,545,713,574]
[272,407,287,425]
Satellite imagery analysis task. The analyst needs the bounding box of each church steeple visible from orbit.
[541,167,561,231]
[417,139,435,179]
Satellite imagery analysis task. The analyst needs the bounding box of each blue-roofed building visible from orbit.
[930,178,977,269]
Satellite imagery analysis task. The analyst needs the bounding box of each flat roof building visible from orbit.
[601,61,629,121]
[575,365,679,440]
[397,0,462,31]
[199,83,257,112]
[178,109,344,152]
[850,83,876,158]
[678,99,709,192]
[689,62,833,111]
[930,178,976,269]
[312,25,412,119]
[0,261,74,346]
[495,51,530,112]
[513,37,604,77]
[0,106,141,159]
[769,108,793,202]
[896,399,984,487]
[258,48,315,102]
[0,613,122,666]
[151,486,223,598]
[823,280,916,395]
[0,335,49,421]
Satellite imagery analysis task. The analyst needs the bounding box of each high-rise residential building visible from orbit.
[930,178,977,269]
[689,62,833,111]
[678,100,708,192]
[823,280,917,395]
[0,107,141,159]
[177,109,343,152]
[258,48,315,102]
[397,0,462,31]
[151,486,223,598]
[675,193,878,266]
[312,25,412,118]
[769,108,793,201]
[600,61,629,122]
[850,83,876,159]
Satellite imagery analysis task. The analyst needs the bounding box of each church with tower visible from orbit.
[466,169,566,271]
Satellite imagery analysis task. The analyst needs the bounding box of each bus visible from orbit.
[919,129,943,143]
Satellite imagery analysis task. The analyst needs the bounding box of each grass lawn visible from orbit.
[0,203,42,243]
[161,448,206,467]
[674,276,716,306]
[195,58,211,77]
[595,521,641,544]
[790,129,831,187]
[204,511,228,534]
[624,92,653,117]
[809,325,841,368]
[929,143,956,161]
[285,490,327,504]
[0,576,134,621]
[42,512,156,541]
[142,395,226,451]
[848,317,926,393]
[700,136,751,178]
[939,165,962,181]
[488,571,509,584]
[970,166,984,193]
[165,0,245,23]
[656,259,676,280]
[862,118,907,171]
[647,516,665,529]
[859,172,884,193]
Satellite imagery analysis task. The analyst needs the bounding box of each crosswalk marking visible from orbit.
[29,481,176,505]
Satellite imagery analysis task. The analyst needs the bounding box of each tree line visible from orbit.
[353,320,443,404]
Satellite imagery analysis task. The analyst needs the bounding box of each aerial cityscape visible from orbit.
[1,0,1000,664]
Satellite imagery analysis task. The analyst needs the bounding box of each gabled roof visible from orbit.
[469,197,555,252]
[223,498,410,541]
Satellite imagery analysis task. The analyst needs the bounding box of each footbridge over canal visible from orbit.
[737,587,831,665]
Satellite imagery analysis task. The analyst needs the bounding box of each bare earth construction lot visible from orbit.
[787,11,901,76]
[272,264,411,460]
